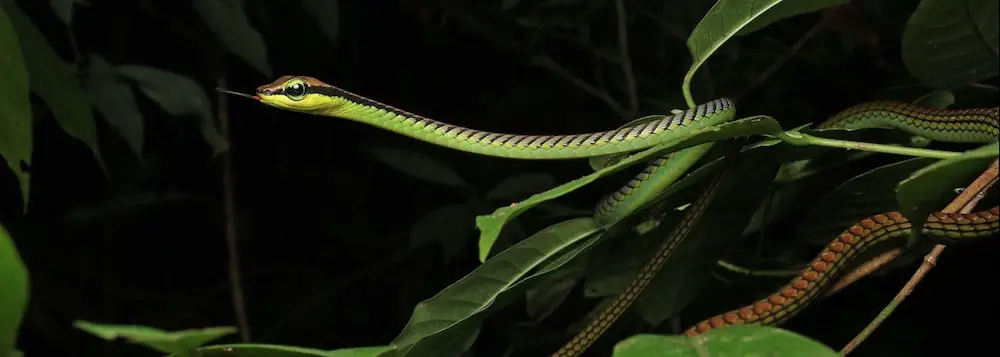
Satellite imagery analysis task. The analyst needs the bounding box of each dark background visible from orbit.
[1,0,997,356]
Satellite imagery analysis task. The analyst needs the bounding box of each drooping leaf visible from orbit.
[302,0,340,45]
[1,0,103,171]
[901,0,999,89]
[389,218,601,357]
[896,142,999,236]
[476,116,784,259]
[82,55,145,159]
[0,7,32,209]
[611,326,839,357]
[74,321,235,355]
[115,66,228,154]
[737,0,849,35]
[684,0,784,105]
[363,146,468,188]
[192,0,272,77]
[0,224,29,355]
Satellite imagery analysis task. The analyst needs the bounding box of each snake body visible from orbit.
[685,207,1000,337]
[236,76,998,356]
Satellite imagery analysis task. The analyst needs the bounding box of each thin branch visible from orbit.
[734,6,841,101]
[614,0,639,118]
[840,159,999,355]
[216,76,252,342]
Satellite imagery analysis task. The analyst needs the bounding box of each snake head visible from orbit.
[255,76,348,113]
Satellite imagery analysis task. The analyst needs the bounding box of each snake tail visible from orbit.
[252,76,736,159]
[684,207,999,336]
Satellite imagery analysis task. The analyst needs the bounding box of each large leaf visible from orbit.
[896,142,999,235]
[901,0,999,89]
[475,116,784,261]
[796,158,939,246]
[612,326,839,357]
[0,225,29,355]
[684,0,784,105]
[178,343,390,357]
[115,66,228,154]
[409,203,476,263]
[388,218,601,357]
[0,7,32,209]
[1,0,103,170]
[74,321,235,355]
[82,55,145,159]
[192,0,272,77]
[48,0,75,25]
[737,0,848,35]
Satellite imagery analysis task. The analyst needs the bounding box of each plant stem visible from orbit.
[778,132,961,159]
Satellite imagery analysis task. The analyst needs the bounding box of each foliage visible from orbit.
[0,0,996,357]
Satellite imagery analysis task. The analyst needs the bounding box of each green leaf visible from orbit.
[475,116,783,261]
[0,224,29,355]
[74,321,235,355]
[796,158,939,246]
[737,0,848,35]
[115,66,228,154]
[486,173,556,200]
[302,0,340,45]
[913,89,956,109]
[0,7,32,209]
[901,0,999,89]
[82,55,145,159]
[389,218,601,357]
[684,0,785,105]
[611,326,839,357]
[1,0,103,171]
[193,0,272,77]
[896,142,999,236]
[409,204,475,263]
[363,147,468,188]
[173,343,393,357]
[48,0,75,25]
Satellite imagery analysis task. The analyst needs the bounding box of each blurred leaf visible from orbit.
[897,142,999,235]
[737,0,848,35]
[612,326,839,357]
[524,255,586,320]
[486,173,556,200]
[115,66,228,154]
[363,147,467,188]
[0,225,29,355]
[193,0,272,77]
[302,0,340,45]
[913,89,956,109]
[49,0,75,25]
[82,55,145,159]
[174,343,386,357]
[901,0,999,89]
[409,204,475,263]
[476,116,783,259]
[501,0,522,11]
[74,321,235,355]
[0,7,32,209]
[1,0,103,171]
[389,218,601,357]
[62,191,191,222]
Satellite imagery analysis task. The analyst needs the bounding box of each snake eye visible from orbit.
[284,81,307,101]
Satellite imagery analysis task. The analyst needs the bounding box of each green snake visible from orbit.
[222,76,998,356]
